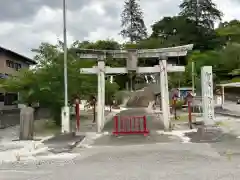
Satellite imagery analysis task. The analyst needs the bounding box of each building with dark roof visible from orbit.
[0,47,36,109]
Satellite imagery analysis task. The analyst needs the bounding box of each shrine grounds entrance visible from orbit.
[78,45,193,133]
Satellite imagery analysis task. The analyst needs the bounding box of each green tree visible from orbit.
[151,15,223,50]
[217,20,240,43]
[151,16,197,46]
[179,0,222,29]
[179,0,223,50]
[120,0,147,42]
[182,43,240,91]
[220,43,240,78]
[1,41,120,126]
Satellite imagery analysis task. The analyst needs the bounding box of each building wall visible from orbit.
[0,54,29,76]
[0,53,31,109]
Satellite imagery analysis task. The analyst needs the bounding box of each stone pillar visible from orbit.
[19,106,34,140]
[97,60,105,132]
[221,85,225,106]
[101,62,105,130]
[61,106,70,133]
[201,66,215,125]
[159,58,170,131]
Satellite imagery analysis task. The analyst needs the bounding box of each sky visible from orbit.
[0,0,240,58]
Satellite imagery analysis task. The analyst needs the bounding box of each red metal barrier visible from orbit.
[112,115,149,136]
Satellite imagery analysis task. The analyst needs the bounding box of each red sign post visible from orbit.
[171,89,179,120]
[75,98,80,131]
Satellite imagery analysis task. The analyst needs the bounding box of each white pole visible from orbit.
[97,60,105,132]
[163,60,171,129]
[61,0,70,133]
[63,0,68,107]
[101,61,105,130]
[192,61,195,95]
[221,85,225,106]
[159,59,170,130]
[97,63,102,133]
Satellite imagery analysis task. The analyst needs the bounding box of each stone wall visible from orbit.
[0,108,51,129]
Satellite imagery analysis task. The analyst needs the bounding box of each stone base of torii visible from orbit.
[61,44,194,133]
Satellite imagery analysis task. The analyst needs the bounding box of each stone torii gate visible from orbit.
[78,44,193,132]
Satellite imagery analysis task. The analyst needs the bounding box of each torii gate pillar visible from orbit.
[97,59,105,132]
[159,58,171,130]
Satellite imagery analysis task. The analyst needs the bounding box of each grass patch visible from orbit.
[215,121,229,127]
[171,115,196,122]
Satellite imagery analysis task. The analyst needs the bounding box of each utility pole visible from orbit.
[63,0,68,107]
[61,0,70,133]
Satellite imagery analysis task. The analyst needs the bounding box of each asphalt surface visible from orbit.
[42,133,85,154]
[1,102,240,179]
[222,101,240,112]
[1,142,240,180]
[93,133,181,146]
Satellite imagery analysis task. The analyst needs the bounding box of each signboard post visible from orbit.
[201,66,215,125]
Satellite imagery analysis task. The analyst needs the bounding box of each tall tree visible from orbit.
[179,0,222,29]
[179,0,223,50]
[151,16,197,46]
[151,16,223,50]
[217,20,240,43]
[120,0,147,42]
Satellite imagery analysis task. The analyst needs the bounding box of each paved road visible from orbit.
[222,101,240,112]
[0,126,18,142]
[1,142,240,180]
[214,101,240,117]
[1,103,240,179]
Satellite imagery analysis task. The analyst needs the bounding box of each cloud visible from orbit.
[213,0,240,21]
[0,0,239,58]
[0,0,91,21]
